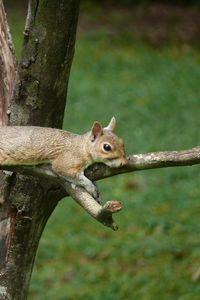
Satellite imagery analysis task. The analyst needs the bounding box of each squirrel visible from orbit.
[0,117,127,206]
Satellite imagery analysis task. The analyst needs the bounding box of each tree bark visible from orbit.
[0,1,80,299]
[0,0,16,126]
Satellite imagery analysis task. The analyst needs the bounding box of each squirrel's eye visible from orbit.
[103,143,112,152]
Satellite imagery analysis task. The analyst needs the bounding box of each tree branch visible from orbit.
[63,181,122,231]
[4,146,200,180]
[0,145,199,230]
[86,146,200,180]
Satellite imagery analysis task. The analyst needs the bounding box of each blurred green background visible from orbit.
[5,1,200,299]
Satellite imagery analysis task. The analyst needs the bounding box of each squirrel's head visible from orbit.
[88,117,127,168]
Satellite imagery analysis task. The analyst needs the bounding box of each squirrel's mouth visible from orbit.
[105,157,127,168]
[119,157,128,166]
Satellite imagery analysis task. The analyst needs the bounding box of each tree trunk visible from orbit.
[0,1,80,299]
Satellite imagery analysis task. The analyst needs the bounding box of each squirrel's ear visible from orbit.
[104,116,116,132]
[90,121,103,141]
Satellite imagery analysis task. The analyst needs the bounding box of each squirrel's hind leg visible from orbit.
[76,172,101,203]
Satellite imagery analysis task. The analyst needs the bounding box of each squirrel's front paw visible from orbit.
[86,184,100,201]
[92,182,101,203]
[91,187,99,200]
[94,190,101,203]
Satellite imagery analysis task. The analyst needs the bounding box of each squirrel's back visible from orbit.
[0,126,79,166]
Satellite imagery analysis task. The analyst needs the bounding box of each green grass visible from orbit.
[30,37,200,300]
[6,7,200,300]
